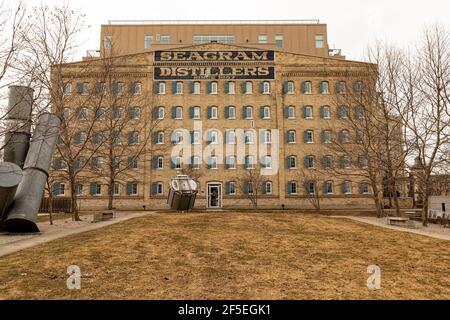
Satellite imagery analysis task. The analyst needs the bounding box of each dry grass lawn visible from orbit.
[0,212,449,299]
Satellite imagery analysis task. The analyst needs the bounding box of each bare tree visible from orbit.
[234,167,265,208]
[298,168,321,212]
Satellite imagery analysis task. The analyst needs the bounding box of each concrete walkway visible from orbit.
[0,211,153,258]
[333,216,450,241]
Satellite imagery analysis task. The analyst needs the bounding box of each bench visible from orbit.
[387,217,409,226]
[93,211,114,222]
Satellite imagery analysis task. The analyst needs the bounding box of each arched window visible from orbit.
[193,81,200,94]
[336,81,347,94]
[337,105,349,119]
[244,130,254,144]
[306,181,316,195]
[356,105,365,119]
[264,181,273,195]
[322,155,332,169]
[157,106,165,119]
[158,82,166,94]
[303,105,313,119]
[262,130,271,144]
[287,155,297,169]
[175,81,183,94]
[244,81,253,94]
[156,131,164,144]
[322,130,331,144]
[245,155,255,169]
[325,181,334,194]
[284,81,295,94]
[173,106,183,119]
[225,106,236,119]
[340,130,350,144]
[262,106,271,119]
[360,182,370,194]
[304,155,315,169]
[343,180,352,194]
[304,130,314,143]
[262,81,270,94]
[287,130,296,143]
[320,81,329,94]
[244,106,253,119]
[286,106,296,119]
[262,155,272,169]
[302,81,312,94]
[208,106,218,119]
[210,81,218,94]
[288,181,298,194]
[226,156,236,169]
[320,105,331,119]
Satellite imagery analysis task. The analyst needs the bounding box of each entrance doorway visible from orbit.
[207,183,222,209]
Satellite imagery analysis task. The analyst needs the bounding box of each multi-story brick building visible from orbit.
[50,20,392,211]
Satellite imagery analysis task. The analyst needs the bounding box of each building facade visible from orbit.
[50,21,395,211]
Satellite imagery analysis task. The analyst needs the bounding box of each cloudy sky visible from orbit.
[24,0,450,60]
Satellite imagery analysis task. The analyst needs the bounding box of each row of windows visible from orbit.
[154,128,360,145]
[153,80,363,95]
[68,106,141,121]
[52,180,370,197]
[104,33,324,50]
[151,154,367,170]
[63,82,142,96]
[53,155,140,171]
[153,105,365,120]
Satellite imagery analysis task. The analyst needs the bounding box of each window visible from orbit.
[358,156,368,168]
[161,35,170,44]
[226,130,236,144]
[112,82,124,96]
[225,106,236,119]
[275,34,284,48]
[63,83,72,95]
[340,130,350,144]
[288,181,298,194]
[76,82,89,95]
[209,156,218,170]
[245,155,255,169]
[156,182,164,195]
[74,157,85,170]
[130,82,142,95]
[262,81,270,94]
[343,181,352,194]
[157,106,165,119]
[193,35,235,44]
[111,157,120,170]
[325,181,334,194]
[91,156,103,170]
[320,81,329,94]
[126,182,138,196]
[208,106,218,119]
[321,106,331,119]
[336,81,347,94]
[341,156,351,169]
[128,131,139,145]
[114,183,120,195]
[53,158,65,170]
[262,130,271,144]
[284,81,295,94]
[356,106,365,119]
[91,132,103,145]
[226,156,236,169]
[227,181,236,195]
[106,136,121,152]
[258,34,267,44]
[157,156,164,169]
[338,106,349,119]
[303,106,313,119]
[144,35,153,49]
[76,107,87,120]
[262,155,272,169]
[128,156,138,169]
[360,182,370,194]
[210,130,219,144]
[244,106,253,119]
[306,181,316,195]
[174,156,182,169]
[174,106,183,119]
[112,107,123,119]
[262,106,271,119]
[192,131,200,144]
[305,155,315,169]
[288,156,297,169]
[128,107,140,120]
[209,81,218,94]
[62,108,70,120]
[315,34,324,48]
[154,131,163,144]
[286,106,295,119]
[287,130,296,143]
[244,130,254,144]
[104,36,112,49]
[264,181,273,195]
[172,130,183,144]
[52,182,65,196]
[353,81,362,93]
[193,82,200,94]
[74,131,87,144]
[244,81,253,94]
[304,130,314,143]
[75,184,83,196]
[192,156,200,170]
[247,182,254,195]
[322,130,331,144]
[226,81,235,94]
[322,155,332,169]
[94,107,105,120]
[157,82,166,94]
[190,106,200,119]
[175,81,183,94]
[302,81,312,94]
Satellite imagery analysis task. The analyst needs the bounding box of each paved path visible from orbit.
[332,216,450,241]
[0,211,153,258]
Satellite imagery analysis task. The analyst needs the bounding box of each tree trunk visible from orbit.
[70,179,80,221]
[422,193,429,227]
[108,179,114,210]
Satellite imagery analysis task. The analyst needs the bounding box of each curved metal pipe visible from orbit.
[0,162,23,227]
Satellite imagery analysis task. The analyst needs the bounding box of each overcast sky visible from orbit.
[24,0,450,61]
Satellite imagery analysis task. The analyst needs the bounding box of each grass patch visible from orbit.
[0,212,449,299]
